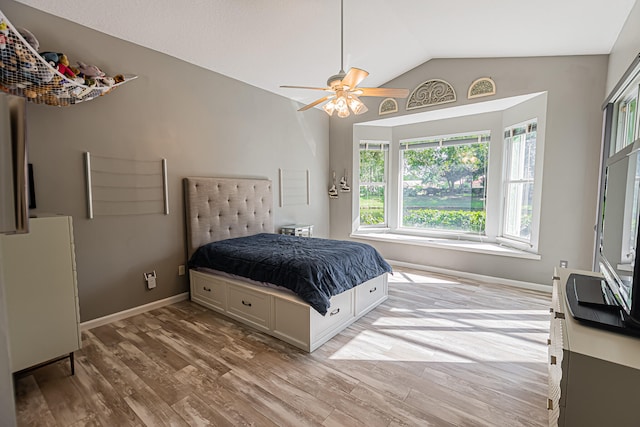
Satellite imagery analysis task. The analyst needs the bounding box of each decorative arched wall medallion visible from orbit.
[378,98,398,115]
[468,77,496,99]
[406,79,456,110]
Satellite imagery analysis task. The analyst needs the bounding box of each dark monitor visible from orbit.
[598,140,640,329]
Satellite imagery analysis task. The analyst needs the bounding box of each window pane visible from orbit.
[360,185,385,225]
[614,89,639,154]
[627,97,637,145]
[504,182,534,240]
[509,132,536,181]
[401,142,488,233]
[359,150,385,183]
[359,148,386,226]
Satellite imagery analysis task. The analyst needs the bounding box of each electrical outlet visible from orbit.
[178,265,185,276]
[559,260,568,268]
[144,271,157,289]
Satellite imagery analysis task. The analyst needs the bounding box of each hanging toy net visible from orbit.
[0,10,136,106]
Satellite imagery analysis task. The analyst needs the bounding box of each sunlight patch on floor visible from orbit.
[416,309,548,315]
[329,328,548,362]
[389,272,459,285]
[388,307,414,313]
[372,316,549,330]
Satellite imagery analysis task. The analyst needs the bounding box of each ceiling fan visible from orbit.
[281,0,409,118]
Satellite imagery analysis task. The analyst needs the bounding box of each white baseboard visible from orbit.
[80,292,189,331]
[387,260,551,293]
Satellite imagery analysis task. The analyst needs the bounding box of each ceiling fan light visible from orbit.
[337,107,350,118]
[348,95,368,115]
[335,95,350,118]
[323,100,336,116]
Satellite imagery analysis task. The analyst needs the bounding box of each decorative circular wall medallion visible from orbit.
[406,79,456,110]
[468,77,496,99]
[378,98,398,115]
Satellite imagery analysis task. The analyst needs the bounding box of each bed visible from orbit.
[184,176,390,352]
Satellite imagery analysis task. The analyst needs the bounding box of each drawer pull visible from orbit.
[548,398,554,410]
[547,338,551,345]
[241,300,252,307]
[550,355,557,365]
[330,308,340,316]
[554,312,565,319]
[203,286,212,292]
[369,287,377,293]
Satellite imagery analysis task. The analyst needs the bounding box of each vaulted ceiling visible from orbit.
[12,0,638,107]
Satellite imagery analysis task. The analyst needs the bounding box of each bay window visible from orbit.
[354,111,544,255]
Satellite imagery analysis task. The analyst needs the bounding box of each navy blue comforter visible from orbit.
[188,233,391,315]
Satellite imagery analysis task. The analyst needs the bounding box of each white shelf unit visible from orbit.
[0,216,81,373]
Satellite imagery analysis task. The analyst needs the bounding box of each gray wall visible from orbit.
[606,0,640,96]
[330,56,608,286]
[2,1,330,321]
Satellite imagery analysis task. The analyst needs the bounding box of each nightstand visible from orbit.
[280,224,313,237]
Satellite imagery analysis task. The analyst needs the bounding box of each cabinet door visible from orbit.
[190,271,226,312]
[226,286,271,332]
[1,216,81,372]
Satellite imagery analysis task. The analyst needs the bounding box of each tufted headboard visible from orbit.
[183,177,274,259]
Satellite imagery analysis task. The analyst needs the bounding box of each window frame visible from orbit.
[358,141,389,229]
[611,84,639,155]
[500,120,538,246]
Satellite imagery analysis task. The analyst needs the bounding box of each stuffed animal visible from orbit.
[0,21,8,50]
[17,28,39,51]
[15,44,37,72]
[98,76,115,87]
[14,44,53,84]
[0,21,13,68]
[76,61,105,78]
[40,52,79,81]
[57,54,82,83]
[40,51,59,66]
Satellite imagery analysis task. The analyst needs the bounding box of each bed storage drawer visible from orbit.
[311,289,355,341]
[227,286,271,332]
[190,270,226,312]
[356,275,388,315]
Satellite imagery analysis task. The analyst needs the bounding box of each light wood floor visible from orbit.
[14,268,551,426]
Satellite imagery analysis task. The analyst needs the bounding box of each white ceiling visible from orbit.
[13,0,638,107]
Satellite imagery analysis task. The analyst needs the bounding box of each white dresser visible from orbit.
[549,268,640,426]
[0,216,81,374]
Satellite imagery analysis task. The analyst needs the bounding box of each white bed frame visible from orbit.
[184,177,388,352]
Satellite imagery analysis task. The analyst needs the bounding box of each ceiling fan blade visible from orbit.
[298,95,333,111]
[281,85,331,91]
[356,87,410,98]
[341,68,369,89]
